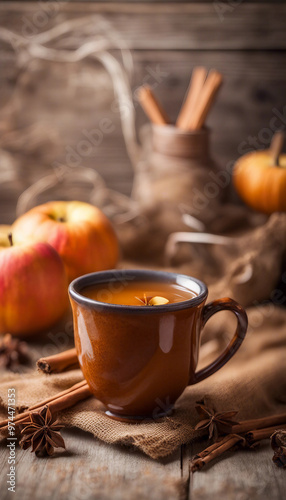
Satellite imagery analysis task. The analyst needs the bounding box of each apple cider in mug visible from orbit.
[81,280,197,306]
[69,270,247,419]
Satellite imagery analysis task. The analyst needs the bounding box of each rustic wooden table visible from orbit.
[0,333,285,499]
[1,425,285,500]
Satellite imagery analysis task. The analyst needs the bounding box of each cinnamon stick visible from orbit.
[224,413,286,435]
[28,380,87,410]
[246,424,286,444]
[37,348,79,374]
[187,70,223,130]
[44,384,91,413]
[0,380,91,431]
[176,67,207,130]
[138,85,170,125]
[190,434,243,472]
[190,414,286,472]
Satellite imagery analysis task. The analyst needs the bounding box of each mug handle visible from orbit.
[193,298,248,384]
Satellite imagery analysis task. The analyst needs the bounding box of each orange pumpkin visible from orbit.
[233,141,286,214]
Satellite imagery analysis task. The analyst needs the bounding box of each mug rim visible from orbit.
[69,269,208,313]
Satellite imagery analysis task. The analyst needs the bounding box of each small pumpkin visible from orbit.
[233,132,286,214]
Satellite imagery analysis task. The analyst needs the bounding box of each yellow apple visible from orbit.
[12,201,119,282]
[0,235,68,337]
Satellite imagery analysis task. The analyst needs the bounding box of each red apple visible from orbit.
[0,235,68,337]
[0,225,11,246]
[12,201,119,282]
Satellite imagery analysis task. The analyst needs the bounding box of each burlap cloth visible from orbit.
[0,212,286,459]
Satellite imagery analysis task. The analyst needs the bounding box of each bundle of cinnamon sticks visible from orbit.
[0,379,91,433]
[190,418,286,472]
[138,67,223,130]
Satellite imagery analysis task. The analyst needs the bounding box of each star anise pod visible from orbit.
[135,294,169,306]
[19,405,65,457]
[195,400,239,441]
[0,334,30,371]
[271,430,286,468]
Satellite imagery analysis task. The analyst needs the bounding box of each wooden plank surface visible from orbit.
[0,341,284,500]
[4,0,281,3]
[0,429,184,500]
[0,2,286,226]
[189,441,286,500]
[0,3,286,50]
[0,333,284,500]
[1,49,286,223]
[1,429,285,500]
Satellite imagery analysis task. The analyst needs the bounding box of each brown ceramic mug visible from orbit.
[69,270,248,420]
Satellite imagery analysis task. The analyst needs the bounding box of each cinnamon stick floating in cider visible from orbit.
[176,67,207,130]
[37,347,79,374]
[187,70,223,130]
[138,85,170,125]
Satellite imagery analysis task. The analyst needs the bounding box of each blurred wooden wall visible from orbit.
[0,1,286,223]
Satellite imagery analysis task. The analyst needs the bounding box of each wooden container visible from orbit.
[132,124,223,212]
